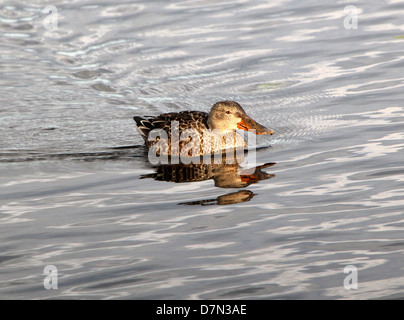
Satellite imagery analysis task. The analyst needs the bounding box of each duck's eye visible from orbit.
[226,111,231,114]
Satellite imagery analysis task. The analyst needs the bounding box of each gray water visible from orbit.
[1,0,403,299]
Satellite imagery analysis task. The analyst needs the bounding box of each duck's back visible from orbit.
[134,111,208,141]
[159,111,209,134]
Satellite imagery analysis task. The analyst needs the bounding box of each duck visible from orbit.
[133,100,274,157]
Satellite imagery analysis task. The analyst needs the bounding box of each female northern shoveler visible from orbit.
[133,101,274,157]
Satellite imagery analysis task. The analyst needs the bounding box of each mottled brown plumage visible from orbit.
[133,101,273,156]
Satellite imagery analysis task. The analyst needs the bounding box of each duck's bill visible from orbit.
[237,115,274,135]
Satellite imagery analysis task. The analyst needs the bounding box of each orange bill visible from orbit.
[237,115,274,135]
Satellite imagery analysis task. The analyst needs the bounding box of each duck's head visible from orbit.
[207,101,274,135]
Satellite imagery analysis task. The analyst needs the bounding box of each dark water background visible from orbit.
[1,0,403,299]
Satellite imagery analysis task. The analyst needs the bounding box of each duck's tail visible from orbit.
[133,116,151,141]
[133,116,167,141]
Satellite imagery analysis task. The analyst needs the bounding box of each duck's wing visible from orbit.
[161,111,209,132]
[134,111,209,141]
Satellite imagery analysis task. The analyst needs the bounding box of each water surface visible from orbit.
[1,0,404,299]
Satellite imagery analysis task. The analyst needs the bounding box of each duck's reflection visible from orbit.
[179,190,255,206]
[140,154,276,205]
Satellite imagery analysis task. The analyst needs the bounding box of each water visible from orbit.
[1,0,403,299]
